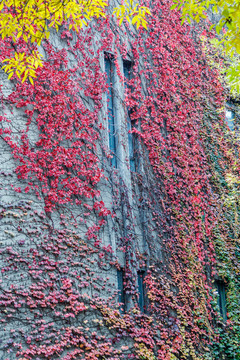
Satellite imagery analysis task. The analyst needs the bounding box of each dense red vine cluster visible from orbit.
[0,0,239,359]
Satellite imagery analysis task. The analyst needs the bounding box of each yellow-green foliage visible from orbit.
[113,0,151,29]
[0,0,150,83]
[171,0,240,93]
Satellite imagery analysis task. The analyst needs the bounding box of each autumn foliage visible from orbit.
[0,0,239,359]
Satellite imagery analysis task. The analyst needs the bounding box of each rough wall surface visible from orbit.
[0,1,239,359]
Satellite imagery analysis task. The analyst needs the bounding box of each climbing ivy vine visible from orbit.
[0,0,239,359]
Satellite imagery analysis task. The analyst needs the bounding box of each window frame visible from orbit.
[105,52,117,168]
[117,268,126,313]
[225,102,235,131]
[215,280,227,322]
[137,270,147,313]
[123,59,138,172]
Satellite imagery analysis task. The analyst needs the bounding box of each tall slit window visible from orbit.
[216,280,227,322]
[105,53,117,168]
[225,103,235,131]
[117,269,126,313]
[137,270,146,313]
[123,60,136,172]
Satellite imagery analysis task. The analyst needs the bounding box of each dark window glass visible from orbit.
[117,269,125,312]
[137,271,146,312]
[105,54,117,168]
[123,60,137,172]
[216,281,227,321]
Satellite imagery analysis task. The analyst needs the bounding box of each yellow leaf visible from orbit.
[22,70,29,83]
[8,72,14,80]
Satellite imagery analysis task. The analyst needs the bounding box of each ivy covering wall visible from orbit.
[0,0,239,359]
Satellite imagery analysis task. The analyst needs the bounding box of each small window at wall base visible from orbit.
[105,53,117,168]
[225,102,235,131]
[117,269,126,313]
[215,280,227,322]
[137,270,147,313]
[123,59,138,172]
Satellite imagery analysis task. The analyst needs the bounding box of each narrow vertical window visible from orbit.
[216,281,227,321]
[105,54,117,167]
[137,271,146,312]
[123,60,136,172]
[225,103,235,131]
[117,269,125,312]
